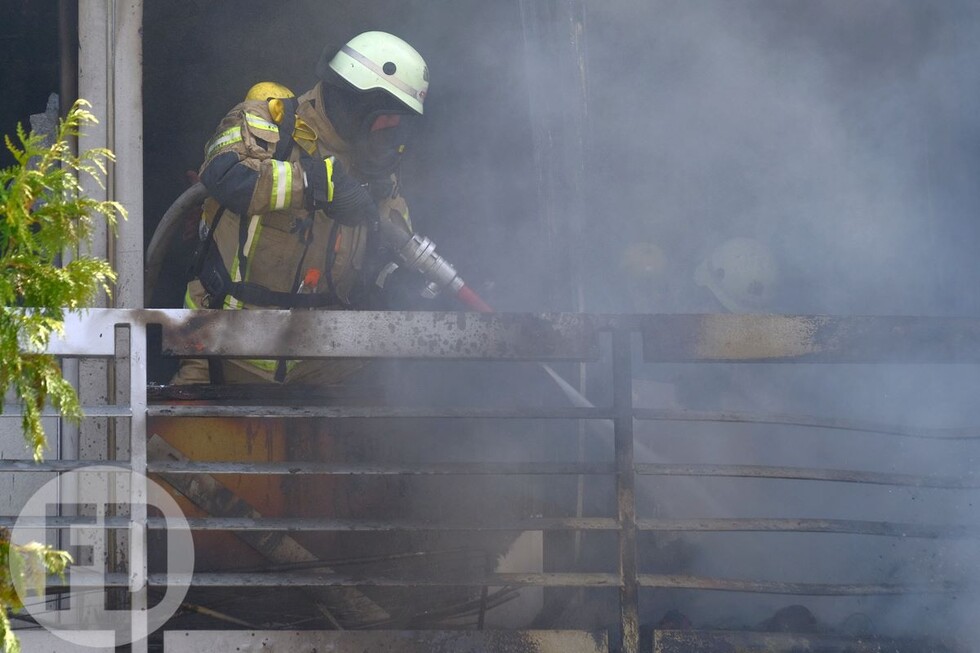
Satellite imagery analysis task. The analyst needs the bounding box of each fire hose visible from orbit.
[378,216,596,409]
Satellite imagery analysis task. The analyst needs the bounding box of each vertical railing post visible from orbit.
[612,328,638,652]
[127,318,149,653]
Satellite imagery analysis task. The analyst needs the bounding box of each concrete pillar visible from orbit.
[78,0,143,309]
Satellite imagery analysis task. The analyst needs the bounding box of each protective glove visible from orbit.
[301,155,377,226]
[368,262,434,310]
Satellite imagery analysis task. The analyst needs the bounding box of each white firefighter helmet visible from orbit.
[694,237,777,312]
[328,31,429,115]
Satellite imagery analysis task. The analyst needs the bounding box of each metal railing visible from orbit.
[4,308,980,652]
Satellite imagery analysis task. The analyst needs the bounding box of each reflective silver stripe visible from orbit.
[245,112,279,134]
[341,44,423,101]
[270,161,292,210]
[205,126,243,160]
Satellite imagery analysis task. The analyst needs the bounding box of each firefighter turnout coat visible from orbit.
[174,82,411,384]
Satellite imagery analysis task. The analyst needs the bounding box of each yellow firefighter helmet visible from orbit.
[245,81,295,102]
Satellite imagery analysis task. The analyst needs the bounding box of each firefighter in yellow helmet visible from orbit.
[620,241,669,313]
[172,32,430,385]
[244,81,295,102]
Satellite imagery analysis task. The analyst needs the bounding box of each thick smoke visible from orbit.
[574,0,980,642]
[586,0,980,317]
[140,0,980,643]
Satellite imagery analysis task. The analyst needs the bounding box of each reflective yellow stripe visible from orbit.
[324,157,335,203]
[242,216,263,280]
[222,215,263,310]
[223,250,241,309]
[270,161,292,210]
[244,112,279,134]
[244,359,299,374]
[205,126,243,160]
[183,287,199,309]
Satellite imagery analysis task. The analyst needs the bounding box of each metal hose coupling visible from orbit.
[397,233,466,298]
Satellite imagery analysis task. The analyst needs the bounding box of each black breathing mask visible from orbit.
[354,110,418,180]
[321,83,418,181]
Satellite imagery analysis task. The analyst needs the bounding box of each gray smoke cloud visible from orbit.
[571,1,980,642]
[585,0,980,317]
[140,0,980,643]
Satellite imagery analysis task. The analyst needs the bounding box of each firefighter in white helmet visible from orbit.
[694,237,777,313]
[173,31,430,385]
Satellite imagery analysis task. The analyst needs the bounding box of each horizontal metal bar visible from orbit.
[141,516,620,532]
[10,516,967,539]
[63,572,967,594]
[638,574,964,595]
[165,631,610,653]
[146,461,616,475]
[171,572,622,588]
[160,308,600,360]
[147,404,615,419]
[632,408,980,441]
[64,572,621,588]
[43,310,980,365]
[0,516,135,529]
[636,518,980,539]
[0,460,131,472]
[642,314,980,363]
[654,629,950,653]
[634,463,980,489]
[1,404,133,418]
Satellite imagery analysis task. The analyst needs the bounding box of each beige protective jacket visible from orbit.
[175,83,411,383]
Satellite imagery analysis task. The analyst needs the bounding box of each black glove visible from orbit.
[370,262,433,310]
[301,155,377,226]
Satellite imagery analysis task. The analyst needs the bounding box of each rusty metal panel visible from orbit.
[159,309,599,360]
[653,629,957,652]
[163,629,609,652]
[641,314,980,363]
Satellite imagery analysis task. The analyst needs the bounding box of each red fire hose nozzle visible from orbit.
[379,218,494,313]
